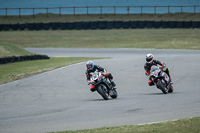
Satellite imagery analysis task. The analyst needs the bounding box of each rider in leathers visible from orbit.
[85,60,116,92]
[144,53,172,86]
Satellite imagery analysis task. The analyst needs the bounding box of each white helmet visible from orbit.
[86,60,94,70]
[146,53,154,63]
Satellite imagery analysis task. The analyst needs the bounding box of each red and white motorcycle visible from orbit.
[89,71,117,100]
[149,65,173,94]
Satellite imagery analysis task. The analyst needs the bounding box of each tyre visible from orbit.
[158,80,168,94]
[97,84,109,100]
[110,89,117,99]
[168,85,174,93]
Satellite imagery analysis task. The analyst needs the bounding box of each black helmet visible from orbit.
[146,53,154,63]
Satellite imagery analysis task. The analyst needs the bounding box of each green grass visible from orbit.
[0,43,103,84]
[0,43,33,57]
[0,29,200,50]
[49,117,200,133]
[0,57,103,84]
[0,13,200,24]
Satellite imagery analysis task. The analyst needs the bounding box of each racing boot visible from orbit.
[166,68,173,84]
[169,77,173,84]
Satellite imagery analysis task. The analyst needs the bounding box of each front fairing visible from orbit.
[90,72,112,90]
[90,72,105,84]
[90,72,99,82]
[150,66,161,80]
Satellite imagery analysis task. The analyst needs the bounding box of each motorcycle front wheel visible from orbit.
[110,89,118,99]
[158,80,168,94]
[168,85,174,93]
[97,84,109,100]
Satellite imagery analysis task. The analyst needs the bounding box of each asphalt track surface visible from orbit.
[1,48,200,133]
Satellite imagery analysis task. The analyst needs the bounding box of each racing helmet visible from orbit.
[86,60,94,70]
[146,53,154,63]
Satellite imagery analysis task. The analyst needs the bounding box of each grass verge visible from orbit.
[0,43,33,57]
[49,117,200,133]
[0,57,103,85]
[0,13,200,24]
[0,43,104,84]
[0,29,200,50]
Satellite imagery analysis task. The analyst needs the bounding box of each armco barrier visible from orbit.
[0,21,200,31]
[10,24,19,30]
[35,23,43,30]
[60,22,67,30]
[19,24,26,30]
[138,21,146,28]
[0,24,2,31]
[99,21,106,29]
[177,21,184,28]
[192,21,199,28]
[27,23,35,30]
[122,21,130,29]
[0,55,50,64]
[146,21,154,28]
[82,22,90,30]
[90,21,98,29]
[74,22,82,30]
[67,22,74,30]
[114,21,122,29]
[2,24,10,31]
[130,21,137,29]
[169,21,177,28]
[50,22,59,30]
[161,21,169,28]
[154,21,161,28]
[184,21,192,28]
[43,23,50,30]
[106,21,114,29]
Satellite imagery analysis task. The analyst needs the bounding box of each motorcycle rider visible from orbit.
[85,60,116,92]
[144,53,173,86]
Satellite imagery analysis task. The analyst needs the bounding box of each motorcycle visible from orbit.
[149,65,173,94]
[88,71,117,100]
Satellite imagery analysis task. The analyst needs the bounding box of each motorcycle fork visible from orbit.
[101,84,109,94]
[156,78,165,88]
[104,84,113,96]
[156,79,160,88]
